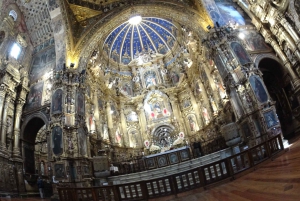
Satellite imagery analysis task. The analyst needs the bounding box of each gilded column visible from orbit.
[188,88,204,129]
[106,101,113,142]
[119,102,129,147]
[198,80,213,120]
[203,62,223,109]
[12,100,25,159]
[136,103,147,140]
[169,94,187,134]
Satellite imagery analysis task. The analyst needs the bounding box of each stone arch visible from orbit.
[21,111,49,140]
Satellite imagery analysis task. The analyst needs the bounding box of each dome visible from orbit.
[103,17,178,65]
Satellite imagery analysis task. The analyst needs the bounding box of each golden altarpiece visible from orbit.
[0,0,299,196]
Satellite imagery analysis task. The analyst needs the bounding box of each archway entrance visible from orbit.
[22,117,47,175]
[258,58,295,137]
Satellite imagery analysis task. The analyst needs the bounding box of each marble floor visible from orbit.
[2,136,300,201]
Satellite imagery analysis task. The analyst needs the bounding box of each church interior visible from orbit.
[0,0,300,200]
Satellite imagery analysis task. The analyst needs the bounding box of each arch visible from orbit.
[257,57,293,136]
[21,112,49,140]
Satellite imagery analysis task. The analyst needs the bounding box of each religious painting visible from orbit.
[241,121,251,138]
[230,42,252,65]
[98,98,104,111]
[110,102,119,117]
[157,155,168,168]
[78,128,87,156]
[179,149,190,161]
[121,82,133,96]
[168,153,179,164]
[263,110,279,129]
[0,31,5,46]
[182,99,191,109]
[26,82,44,109]
[129,129,141,148]
[202,107,210,124]
[54,164,65,179]
[52,126,63,155]
[253,115,263,134]
[30,45,56,82]
[214,54,229,78]
[243,31,271,52]
[126,111,138,122]
[115,127,122,144]
[230,89,244,118]
[82,166,90,175]
[194,81,201,96]
[186,114,199,132]
[249,75,268,103]
[51,89,63,114]
[146,158,156,169]
[144,71,158,88]
[76,91,85,116]
[170,71,180,85]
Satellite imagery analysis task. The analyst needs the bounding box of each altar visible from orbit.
[144,146,191,169]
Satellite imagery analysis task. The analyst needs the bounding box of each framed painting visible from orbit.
[82,166,90,175]
[76,91,85,116]
[146,158,156,169]
[51,89,63,114]
[230,42,252,65]
[52,126,63,155]
[249,75,268,103]
[263,110,278,129]
[54,163,65,179]
[157,155,168,168]
[179,149,190,162]
[168,153,179,165]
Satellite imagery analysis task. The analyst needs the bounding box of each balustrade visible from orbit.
[58,134,284,201]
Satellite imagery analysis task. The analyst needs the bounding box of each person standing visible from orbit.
[37,177,44,199]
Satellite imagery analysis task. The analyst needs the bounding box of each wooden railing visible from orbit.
[58,134,284,201]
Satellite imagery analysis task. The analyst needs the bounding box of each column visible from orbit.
[106,102,113,142]
[0,93,10,156]
[120,102,129,147]
[13,100,25,160]
[198,80,213,120]
[202,63,222,109]
[169,94,187,134]
[136,103,147,141]
[188,89,204,129]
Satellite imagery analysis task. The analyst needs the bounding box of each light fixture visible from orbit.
[128,15,142,25]
[238,32,245,39]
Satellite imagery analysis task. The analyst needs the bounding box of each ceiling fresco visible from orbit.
[103,17,177,65]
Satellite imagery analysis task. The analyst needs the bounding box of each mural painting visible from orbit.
[243,31,271,52]
[98,98,104,111]
[52,126,63,155]
[144,71,158,88]
[121,82,133,96]
[241,122,251,138]
[51,89,63,114]
[76,92,85,116]
[187,114,199,132]
[30,45,56,82]
[78,128,87,156]
[129,129,141,148]
[115,127,122,144]
[54,164,65,179]
[249,75,268,103]
[230,42,252,65]
[126,111,139,122]
[26,81,44,109]
[263,110,278,129]
[170,71,180,85]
